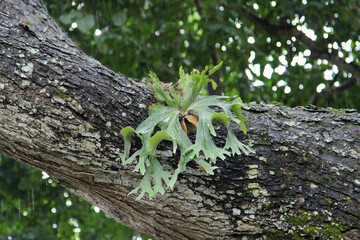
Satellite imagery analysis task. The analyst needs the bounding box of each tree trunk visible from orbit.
[1,1,360,239]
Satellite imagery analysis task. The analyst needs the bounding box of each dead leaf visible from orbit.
[180,117,188,135]
[185,114,198,128]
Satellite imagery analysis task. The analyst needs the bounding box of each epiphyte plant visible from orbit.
[119,62,255,199]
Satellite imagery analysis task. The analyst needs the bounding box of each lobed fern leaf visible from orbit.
[119,62,254,199]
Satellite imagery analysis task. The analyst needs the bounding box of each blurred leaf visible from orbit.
[59,9,79,25]
[112,11,127,27]
[77,14,95,34]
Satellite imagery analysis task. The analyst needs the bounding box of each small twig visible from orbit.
[310,77,358,105]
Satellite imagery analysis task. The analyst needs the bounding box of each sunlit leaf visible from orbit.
[208,61,223,76]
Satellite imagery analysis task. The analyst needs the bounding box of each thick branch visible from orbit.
[1,1,360,239]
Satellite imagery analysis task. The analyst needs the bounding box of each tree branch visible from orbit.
[1,1,360,239]
[310,77,358,105]
[241,8,360,97]
[193,0,203,15]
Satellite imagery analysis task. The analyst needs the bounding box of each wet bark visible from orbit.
[1,1,360,239]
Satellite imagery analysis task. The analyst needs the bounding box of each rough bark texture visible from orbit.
[1,1,360,239]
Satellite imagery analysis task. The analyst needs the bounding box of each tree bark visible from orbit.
[1,1,360,239]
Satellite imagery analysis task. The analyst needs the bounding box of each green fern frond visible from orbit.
[119,62,254,199]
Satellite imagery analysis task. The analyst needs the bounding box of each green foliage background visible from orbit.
[1,0,359,239]
[45,0,360,110]
[0,155,151,240]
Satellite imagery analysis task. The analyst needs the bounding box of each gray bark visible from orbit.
[1,1,360,239]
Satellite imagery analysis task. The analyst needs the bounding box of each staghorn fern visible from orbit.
[119,62,254,199]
